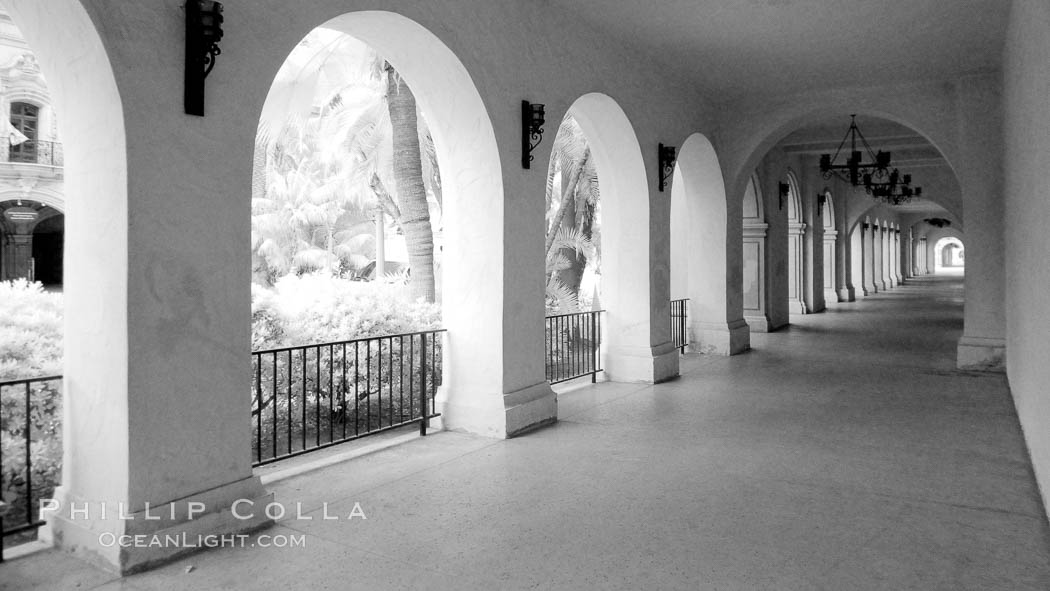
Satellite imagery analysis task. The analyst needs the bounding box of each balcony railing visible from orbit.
[4,140,63,167]
[251,329,445,467]
[0,375,62,562]
[545,310,604,385]
[670,298,689,353]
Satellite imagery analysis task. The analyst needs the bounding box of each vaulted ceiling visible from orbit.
[549,0,1008,102]
[780,116,958,219]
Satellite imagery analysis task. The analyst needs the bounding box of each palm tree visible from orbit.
[253,28,442,302]
[544,116,600,312]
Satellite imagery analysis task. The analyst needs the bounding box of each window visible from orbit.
[10,101,39,163]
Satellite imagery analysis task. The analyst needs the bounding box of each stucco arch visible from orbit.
[566,92,665,377]
[670,132,747,355]
[3,0,130,566]
[262,11,513,435]
[784,170,807,314]
[0,187,65,212]
[722,101,960,206]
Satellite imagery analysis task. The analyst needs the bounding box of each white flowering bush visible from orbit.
[0,280,62,540]
[251,273,441,351]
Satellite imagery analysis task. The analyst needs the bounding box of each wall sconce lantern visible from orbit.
[779,182,789,210]
[185,0,224,116]
[658,143,676,192]
[817,192,827,217]
[521,100,546,169]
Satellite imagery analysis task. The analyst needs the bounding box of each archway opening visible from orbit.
[670,132,738,354]
[565,93,655,381]
[785,172,806,315]
[933,236,965,275]
[249,11,506,456]
[0,0,126,558]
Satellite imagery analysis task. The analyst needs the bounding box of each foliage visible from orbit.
[544,116,601,313]
[251,273,440,352]
[250,273,443,462]
[0,280,62,380]
[253,28,443,301]
[0,280,62,542]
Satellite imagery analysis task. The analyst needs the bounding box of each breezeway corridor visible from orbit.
[6,276,1049,590]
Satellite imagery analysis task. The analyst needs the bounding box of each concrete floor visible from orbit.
[4,274,1050,590]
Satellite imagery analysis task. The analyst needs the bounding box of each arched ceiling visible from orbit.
[548,0,1007,102]
[778,115,958,219]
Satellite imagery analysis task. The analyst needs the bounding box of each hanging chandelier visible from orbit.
[819,115,892,186]
[863,169,922,205]
[819,114,921,205]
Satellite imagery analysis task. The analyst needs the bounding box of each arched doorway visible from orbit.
[254,11,520,439]
[741,172,769,331]
[669,133,746,354]
[567,93,673,380]
[821,190,838,305]
[785,171,806,315]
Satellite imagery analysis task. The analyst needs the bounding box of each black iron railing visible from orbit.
[6,140,63,167]
[670,298,689,353]
[251,329,445,467]
[0,375,62,561]
[545,310,603,385]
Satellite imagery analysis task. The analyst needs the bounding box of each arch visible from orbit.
[784,170,806,314]
[0,187,65,212]
[741,171,769,330]
[821,190,840,304]
[3,0,129,567]
[269,11,509,434]
[567,92,665,375]
[743,171,764,222]
[670,132,745,354]
[725,105,960,210]
[821,190,835,231]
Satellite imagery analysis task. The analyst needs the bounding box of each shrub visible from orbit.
[0,280,62,542]
[0,279,62,380]
[251,273,441,350]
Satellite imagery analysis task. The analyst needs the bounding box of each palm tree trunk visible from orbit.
[385,63,435,302]
[544,149,590,257]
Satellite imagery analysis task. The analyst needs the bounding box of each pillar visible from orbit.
[823,230,839,305]
[873,223,886,291]
[863,222,876,294]
[788,219,807,314]
[894,228,904,283]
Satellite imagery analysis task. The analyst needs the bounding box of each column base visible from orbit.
[957,336,1006,372]
[693,319,750,356]
[838,286,855,302]
[744,314,770,333]
[788,300,808,315]
[605,341,679,384]
[40,476,273,575]
[436,381,558,439]
[824,289,840,306]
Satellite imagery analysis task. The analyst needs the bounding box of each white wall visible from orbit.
[1004,0,1050,517]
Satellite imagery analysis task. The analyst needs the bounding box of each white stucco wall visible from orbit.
[1003,0,1050,517]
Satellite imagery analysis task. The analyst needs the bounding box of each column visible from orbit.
[894,228,904,283]
[823,230,839,305]
[874,224,886,291]
[788,220,807,314]
[742,221,770,331]
[863,222,876,294]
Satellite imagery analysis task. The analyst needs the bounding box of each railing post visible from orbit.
[24,382,32,528]
[419,333,428,436]
[591,312,598,383]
